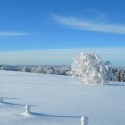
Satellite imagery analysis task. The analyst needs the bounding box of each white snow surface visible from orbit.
[0,70,125,125]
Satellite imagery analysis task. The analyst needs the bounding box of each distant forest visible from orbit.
[0,65,125,82]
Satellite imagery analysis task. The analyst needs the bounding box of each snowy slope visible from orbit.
[0,70,125,125]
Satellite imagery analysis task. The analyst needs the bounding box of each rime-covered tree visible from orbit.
[68,52,112,84]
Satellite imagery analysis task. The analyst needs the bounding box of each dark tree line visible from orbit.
[112,68,125,82]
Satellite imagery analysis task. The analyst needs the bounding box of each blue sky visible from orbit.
[0,0,125,65]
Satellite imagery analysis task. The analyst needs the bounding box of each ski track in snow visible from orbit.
[0,70,125,125]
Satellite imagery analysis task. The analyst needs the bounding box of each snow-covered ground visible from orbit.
[0,70,125,125]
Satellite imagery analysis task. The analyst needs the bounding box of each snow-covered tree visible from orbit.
[68,52,112,85]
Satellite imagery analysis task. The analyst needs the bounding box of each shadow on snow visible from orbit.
[31,112,81,119]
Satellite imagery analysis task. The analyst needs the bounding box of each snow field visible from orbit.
[0,70,125,125]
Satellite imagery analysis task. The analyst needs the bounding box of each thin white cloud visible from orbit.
[0,48,125,66]
[52,14,125,35]
[0,31,29,37]
[84,9,106,21]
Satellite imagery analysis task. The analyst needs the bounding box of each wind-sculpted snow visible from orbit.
[0,70,125,125]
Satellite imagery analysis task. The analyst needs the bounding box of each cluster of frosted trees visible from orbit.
[67,52,113,84]
[31,65,69,75]
[0,52,125,84]
[0,65,69,75]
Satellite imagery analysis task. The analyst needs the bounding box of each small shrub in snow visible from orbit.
[81,116,88,125]
[68,52,112,84]
[0,97,3,103]
[25,105,31,114]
